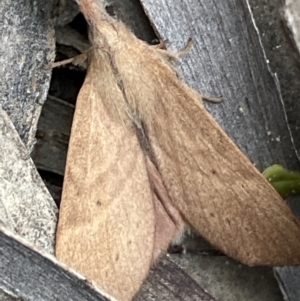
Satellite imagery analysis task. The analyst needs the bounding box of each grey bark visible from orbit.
[102,0,156,42]
[0,224,218,301]
[0,105,58,301]
[282,0,300,62]
[0,0,56,150]
[140,0,299,171]
[248,0,300,169]
[55,0,79,26]
[0,226,115,301]
[0,0,58,300]
[0,106,57,252]
[31,96,74,176]
[135,256,218,301]
[275,0,300,298]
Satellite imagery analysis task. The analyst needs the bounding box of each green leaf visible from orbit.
[263,164,300,198]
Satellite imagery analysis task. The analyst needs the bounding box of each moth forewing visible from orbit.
[145,88,300,265]
[55,55,157,301]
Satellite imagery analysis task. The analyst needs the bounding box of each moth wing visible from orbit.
[114,39,300,266]
[55,66,155,301]
[144,71,300,266]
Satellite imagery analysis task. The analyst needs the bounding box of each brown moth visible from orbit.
[55,0,300,300]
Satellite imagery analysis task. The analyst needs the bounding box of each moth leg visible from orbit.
[151,39,168,50]
[151,40,222,103]
[46,52,89,69]
[146,157,185,262]
[153,38,193,60]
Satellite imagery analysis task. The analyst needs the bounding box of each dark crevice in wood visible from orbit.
[69,13,89,36]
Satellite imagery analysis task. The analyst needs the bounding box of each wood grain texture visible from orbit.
[0,226,115,301]
[0,106,57,253]
[55,0,79,26]
[140,0,300,170]
[0,225,218,301]
[0,0,56,149]
[32,95,75,176]
[56,25,90,55]
[248,0,300,171]
[102,0,156,42]
[274,267,300,301]
[135,256,218,301]
[173,254,283,301]
[0,106,57,301]
[283,0,300,60]
[243,1,300,300]
[0,5,58,299]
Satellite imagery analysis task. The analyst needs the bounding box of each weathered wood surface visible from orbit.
[282,0,300,63]
[0,226,115,301]
[243,1,300,300]
[0,225,218,301]
[135,257,218,301]
[32,96,74,176]
[140,0,299,170]
[249,0,300,168]
[0,106,57,251]
[172,253,283,301]
[55,0,79,27]
[103,0,156,42]
[0,1,59,300]
[56,25,90,55]
[0,0,56,150]
[274,267,300,301]
[0,105,58,300]
[0,104,58,301]
[267,0,300,298]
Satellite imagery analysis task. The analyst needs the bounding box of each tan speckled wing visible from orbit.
[144,74,300,266]
[55,56,155,301]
